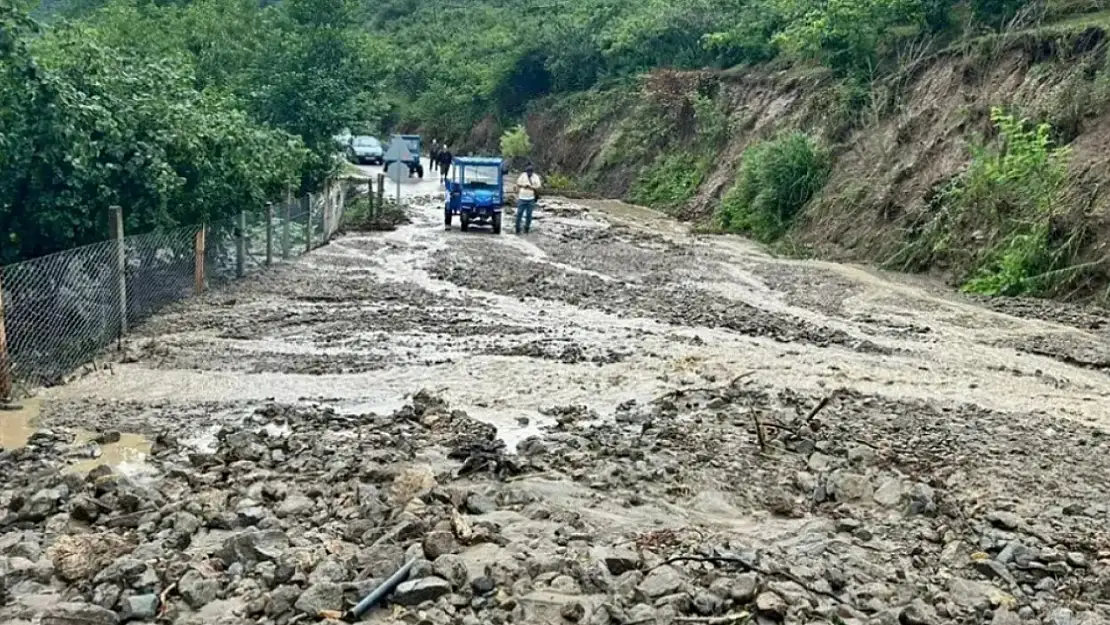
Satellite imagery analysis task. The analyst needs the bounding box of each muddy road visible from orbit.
[5,167,1110,625]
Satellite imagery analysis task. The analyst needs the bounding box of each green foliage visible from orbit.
[893,107,1079,296]
[500,125,533,161]
[717,132,830,242]
[0,0,382,264]
[628,152,710,211]
[345,196,409,231]
[772,0,927,73]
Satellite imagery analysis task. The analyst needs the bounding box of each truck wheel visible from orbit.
[492,213,502,235]
[444,207,452,229]
[460,215,470,232]
[417,165,424,179]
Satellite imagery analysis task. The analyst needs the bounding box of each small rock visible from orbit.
[986,511,1021,531]
[873,478,904,507]
[465,493,497,515]
[1046,608,1076,625]
[692,590,722,615]
[294,582,343,615]
[178,569,219,609]
[422,530,459,560]
[40,602,119,625]
[828,471,872,501]
[906,483,936,516]
[991,608,1021,625]
[217,528,289,566]
[308,559,347,585]
[807,452,834,472]
[637,565,684,598]
[1065,552,1088,568]
[276,493,314,518]
[124,594,159,621]
[598,548,639,576]
[561,601,585,622]
[433,554,469,589]
[755,591,787,617]
[471,575,495,594]
[974,559,1014,584]
[847,445,876,464]
[899,598,937,625]
[393,576,452,605]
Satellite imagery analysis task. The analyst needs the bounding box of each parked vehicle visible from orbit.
[348,136,384,165]
[383,134,424,178]
[444,157,505,234]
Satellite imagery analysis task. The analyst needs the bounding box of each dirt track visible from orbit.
[6,170,1110,625]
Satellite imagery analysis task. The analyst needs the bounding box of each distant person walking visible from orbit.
[429,139,440,173]
[515,164,542,235]
[438,146,453,182]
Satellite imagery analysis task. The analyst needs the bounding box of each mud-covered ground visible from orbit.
[5,180,1110,625]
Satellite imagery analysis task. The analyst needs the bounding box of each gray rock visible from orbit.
[906,483,936,516]
[432,554,469,589]
[393,576,452,605]
[465,493,497,515]
[276,493,314,518]
[991,608,1021,625]
[178,570,219,609]
[91,583,121,610]
[560,601,585,622]
[124,594,159,621]
[40,602,119,625]
[847,445,876,464]
[1065,552,1088,568]
[873,478,904,507]
[598,548,639,576]
[692,590,722,615]
[899,598,937,625]
[807,452,835,472]
[265,585,301,617]
[422,530,459,560]
[637,565,684,598]
[217,529,289,566]
[974,559,1015,584]
[828,471,872,501]
[471,575,495,594]
[25,487,67,520]
[755,591,787,617]
[1046,608,1076,625]
[986,511,1021,531]
[294,582,343,615]
[947,577,1004,610]
[308,559,347,585]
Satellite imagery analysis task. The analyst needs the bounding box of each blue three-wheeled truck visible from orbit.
[444,157,505,235]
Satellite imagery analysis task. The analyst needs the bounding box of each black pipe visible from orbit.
[343,558,417,622]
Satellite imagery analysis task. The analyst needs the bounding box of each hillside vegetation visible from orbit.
[10,0,1110,298]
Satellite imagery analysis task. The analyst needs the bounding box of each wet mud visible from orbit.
[6,177,1110,625]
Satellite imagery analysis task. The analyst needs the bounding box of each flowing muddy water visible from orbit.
[7,168,1110,624]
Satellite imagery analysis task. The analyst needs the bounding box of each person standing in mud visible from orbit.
[438,146,453,182]
[514,164,542,235]
[429,139,440,174]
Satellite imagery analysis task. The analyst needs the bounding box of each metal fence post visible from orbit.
[0,272,11,401]
[265,202,274,266]
[194,226,206,295]
[109,206,128,335]
[304,194,313,253]
[283,191,292,261]
[236,211,246,278]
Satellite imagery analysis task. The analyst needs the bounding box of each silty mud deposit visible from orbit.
[4,174,1110,625]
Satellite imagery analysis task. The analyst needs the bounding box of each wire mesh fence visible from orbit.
[0,179,353,393]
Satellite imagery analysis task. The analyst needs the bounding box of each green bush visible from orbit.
[717,132,829,242]
[500,124,533,161]
[953,108,1076,295]
[628,152,709,211]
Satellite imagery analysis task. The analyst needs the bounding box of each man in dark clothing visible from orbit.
[429,139,440,174]
[438,147,453,182]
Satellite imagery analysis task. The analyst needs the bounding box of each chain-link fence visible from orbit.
[0,179,351,393]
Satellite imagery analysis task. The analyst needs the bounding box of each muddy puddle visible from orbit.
[0,398,40,449]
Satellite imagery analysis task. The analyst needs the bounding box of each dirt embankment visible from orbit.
[512,25,1110,291]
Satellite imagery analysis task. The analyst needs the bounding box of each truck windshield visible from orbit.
[463,165,500,187]
[353,137,379,147]
[404,139,420,153]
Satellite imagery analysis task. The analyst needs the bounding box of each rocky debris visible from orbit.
[40,602,119,625]
[6,387,1110,625]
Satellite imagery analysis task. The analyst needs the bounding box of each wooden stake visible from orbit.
[194,227,206,295]
[109,206,127,335]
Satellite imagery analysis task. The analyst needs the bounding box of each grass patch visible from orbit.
[628,152,711,212]
[717,132,830,243]
[344,197,410,231]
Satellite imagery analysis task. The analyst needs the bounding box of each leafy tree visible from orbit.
[500,125,533,166]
